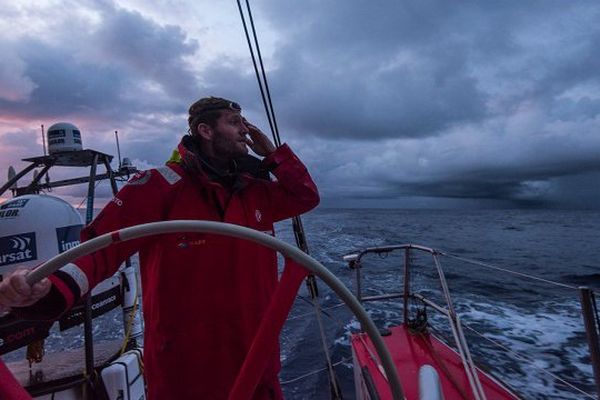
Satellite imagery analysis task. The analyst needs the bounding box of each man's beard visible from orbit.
[213,131,248,159]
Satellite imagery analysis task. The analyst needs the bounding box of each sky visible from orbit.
[1,0,599,209]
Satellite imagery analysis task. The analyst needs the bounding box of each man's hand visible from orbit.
[0,269,51,313]
[243,118,276,157]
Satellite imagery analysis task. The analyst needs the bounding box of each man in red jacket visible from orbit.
[0,97,320,399]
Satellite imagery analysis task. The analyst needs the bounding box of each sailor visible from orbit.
[0,97,320,399]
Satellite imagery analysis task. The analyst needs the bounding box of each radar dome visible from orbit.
[47,122,83,154]
[0,195,83,277]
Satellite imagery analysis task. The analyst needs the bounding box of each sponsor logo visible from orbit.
[0,199,29,210]
[255,209,262,222]
[0,209,19,219]
[60,240,79,251]
[0,327,35,348]
[0,318,51,355]
[59,285,121,331]
[177,236,206,249]
[56,225,82,254]
[91,295,117,311]
[0,232,37,266]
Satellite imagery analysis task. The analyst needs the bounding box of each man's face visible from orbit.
[211,109,250,159]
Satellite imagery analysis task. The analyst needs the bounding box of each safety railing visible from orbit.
[344,244,600,400]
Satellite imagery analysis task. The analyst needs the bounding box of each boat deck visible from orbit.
[351,325,519,400]
[5,339,122,395]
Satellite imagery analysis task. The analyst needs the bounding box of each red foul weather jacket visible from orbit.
[38,141,319,399]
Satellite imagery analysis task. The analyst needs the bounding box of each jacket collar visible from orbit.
[170,135,271,188]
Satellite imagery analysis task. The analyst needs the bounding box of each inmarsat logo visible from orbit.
[12,236,30,250]
[56,225,83,254]
[0,232,37,266]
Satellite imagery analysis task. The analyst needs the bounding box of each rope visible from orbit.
[443,253,579,291]
[119,287,139,356]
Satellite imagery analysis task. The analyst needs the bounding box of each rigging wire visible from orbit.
[76,179,104,211]
[443,253,580,291]
[235,2,342,397]
[288,298,346,323]
[455,323,596,399]
[243,0,281,144]
[235,0,277,145]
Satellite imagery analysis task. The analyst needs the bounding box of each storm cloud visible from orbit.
[1,0,599,208]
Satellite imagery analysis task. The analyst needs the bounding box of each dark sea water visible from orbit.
[276,208,600,400]
[4,208,599,399]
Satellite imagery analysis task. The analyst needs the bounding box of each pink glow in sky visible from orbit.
[2,1,600,208]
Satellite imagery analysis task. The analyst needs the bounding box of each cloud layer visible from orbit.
[1,0,599,208]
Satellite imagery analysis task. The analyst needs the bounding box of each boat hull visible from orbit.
[352,325,520,400]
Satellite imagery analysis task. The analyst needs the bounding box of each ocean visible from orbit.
[276,208,600,399]
[4,208,600,399]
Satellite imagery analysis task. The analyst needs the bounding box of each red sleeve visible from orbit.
[262,144,320,222]
[49,167,176,311]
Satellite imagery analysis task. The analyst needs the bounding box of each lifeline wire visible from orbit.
[444,253,580,291]
[457,323,596,399]
[280,357,352,385]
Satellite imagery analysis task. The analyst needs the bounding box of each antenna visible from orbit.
[115,130,122,169]
[8,166,16,189]
[40,124,51,187]
[41,124,47,156]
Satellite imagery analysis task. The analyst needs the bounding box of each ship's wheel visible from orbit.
[26,220,405,400]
